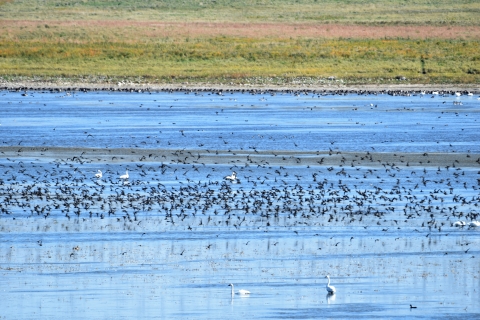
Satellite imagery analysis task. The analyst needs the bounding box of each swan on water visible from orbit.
[325,275,336,294]
[95,170,102,178]
[228,283,250,295]
[225,171,237,181]
[119,170,129,180]
[468,221,480,228]
[453,221,466,227]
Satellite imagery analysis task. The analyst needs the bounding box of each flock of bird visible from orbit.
[0,150,478,234]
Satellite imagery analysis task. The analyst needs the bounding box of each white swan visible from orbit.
[325,275,336,294]
[453,220,466,227]
[225,171,237,181]
[228,283,250,295]
[119,170,129,180]
[468,221,480,228]
[95,170,102,178]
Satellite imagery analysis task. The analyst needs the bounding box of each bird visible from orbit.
[119,170,129,179]
[410,304,417,309]
[468,221,480,228]
[325,275,336,294]
[228,283,250,296]
[225,171,237,181]
[95,170,102,178]
[453,220,466,227]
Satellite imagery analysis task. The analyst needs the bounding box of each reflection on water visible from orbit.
[0,89,479,319]
[327,293,336,304]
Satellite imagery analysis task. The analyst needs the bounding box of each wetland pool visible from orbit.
[0,89,479,319]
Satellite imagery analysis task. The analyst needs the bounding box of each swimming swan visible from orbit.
[468,221,480,228]
[228,283,250,295]
[453,221,466,227]
[225,172,237,181]
[325,275,336,294]
[95,170,102,178]
[119,170,129,180]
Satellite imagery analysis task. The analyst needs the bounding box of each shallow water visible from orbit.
[0,89,479,319]
[1,89,479,153]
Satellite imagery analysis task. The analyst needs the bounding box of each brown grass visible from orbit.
[2,20,480,41]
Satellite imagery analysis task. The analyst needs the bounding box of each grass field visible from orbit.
[1,0,479,85]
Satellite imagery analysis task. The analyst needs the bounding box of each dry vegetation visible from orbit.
[0,0,479,85]
[2,20,480,41]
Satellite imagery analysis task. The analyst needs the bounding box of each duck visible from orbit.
[95,170,102,178]
[325,275,336,294]
[228,283,250,295]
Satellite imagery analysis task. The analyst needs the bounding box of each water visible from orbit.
[0,89,479,319]
[2,90,479,153]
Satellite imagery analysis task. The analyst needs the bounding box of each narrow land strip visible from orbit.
[2,146,478,168]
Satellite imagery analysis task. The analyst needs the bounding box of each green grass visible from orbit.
[2,0,480,26]
[1,38,478,84]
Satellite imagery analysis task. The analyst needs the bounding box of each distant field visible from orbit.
[1,0,479,85]
[3,0,480,26]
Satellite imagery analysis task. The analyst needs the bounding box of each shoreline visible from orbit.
[1,80,479,94]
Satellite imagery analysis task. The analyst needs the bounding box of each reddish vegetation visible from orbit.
[3,20,480,39]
